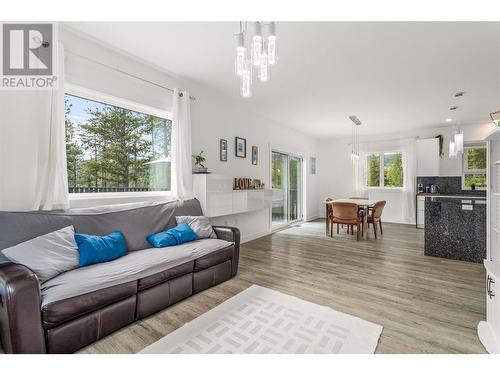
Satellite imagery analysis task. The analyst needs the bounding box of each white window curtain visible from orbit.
[0,43,69,211]
[171,88,193,199]
[400,138,417,224]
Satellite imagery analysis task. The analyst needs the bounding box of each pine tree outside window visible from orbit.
[64,93,172,194]
[366,152,404,188]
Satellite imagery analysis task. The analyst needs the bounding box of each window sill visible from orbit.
[69,192,177,208]
[367,187,405,191]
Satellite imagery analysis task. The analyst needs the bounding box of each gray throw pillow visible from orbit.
[1,225,79,282]
[175,216,217,239]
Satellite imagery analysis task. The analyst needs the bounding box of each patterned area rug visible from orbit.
[141,285,382,354]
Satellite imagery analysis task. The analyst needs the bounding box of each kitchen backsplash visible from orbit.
[416,176,486,196]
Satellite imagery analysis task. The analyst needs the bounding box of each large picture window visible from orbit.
[462,144,487,190]
[64,94,172,194]
[366,152,403,188]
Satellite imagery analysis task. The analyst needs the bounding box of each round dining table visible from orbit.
[325,198,379,238]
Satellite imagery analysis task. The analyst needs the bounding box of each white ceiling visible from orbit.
[65,22,500,138]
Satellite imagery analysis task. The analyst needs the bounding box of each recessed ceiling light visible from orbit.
[454,91,465,97]
[450,106,458,110]
[445,118,453,122]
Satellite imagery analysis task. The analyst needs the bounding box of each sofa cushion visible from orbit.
[146,223,197,248]
[194,245,234,271]
[75,230,127,267]
[175,216,217,239]
[42,281,137,329]
[1,226,79,282]
[138,261,194,290]
[41,238,233,306]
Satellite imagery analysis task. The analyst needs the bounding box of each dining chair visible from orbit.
[367,200,386,239]
[324,198,334,235]
[329,202,364,240]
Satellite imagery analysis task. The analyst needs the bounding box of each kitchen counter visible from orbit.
[424,197,486,263]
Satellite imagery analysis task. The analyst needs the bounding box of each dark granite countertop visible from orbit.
[424,197,486,263]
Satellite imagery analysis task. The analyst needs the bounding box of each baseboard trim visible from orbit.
[306,215,320,222]
[241,230,272,244]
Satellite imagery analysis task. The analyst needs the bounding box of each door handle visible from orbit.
[487,275,496,299]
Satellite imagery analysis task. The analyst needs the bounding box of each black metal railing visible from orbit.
[68,187,170,193]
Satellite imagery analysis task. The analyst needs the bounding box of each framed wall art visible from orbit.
[220,139,228,161]
[252,146,258,165]
[235,137,247,158]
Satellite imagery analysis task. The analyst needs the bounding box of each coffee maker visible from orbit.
[417,183,423,193]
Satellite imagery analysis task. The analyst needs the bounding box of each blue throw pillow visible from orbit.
[147,223,198,248]
[75,231,127,267]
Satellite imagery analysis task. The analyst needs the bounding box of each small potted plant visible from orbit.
[192,151,208,173]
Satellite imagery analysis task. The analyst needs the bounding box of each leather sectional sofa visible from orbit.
[0,199,240,354]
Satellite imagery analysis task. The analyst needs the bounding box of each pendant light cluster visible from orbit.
[448,91,465,159]
[349,115,362,162]
[234,22,277,98]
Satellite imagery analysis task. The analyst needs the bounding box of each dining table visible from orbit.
[325,198,379,238]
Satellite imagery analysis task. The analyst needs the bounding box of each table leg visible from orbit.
[325,204,329,236]
[363,206,368,239]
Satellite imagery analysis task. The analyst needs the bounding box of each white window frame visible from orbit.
[366,151,404,190]
[462,144,487,190]
[65,83,175,205]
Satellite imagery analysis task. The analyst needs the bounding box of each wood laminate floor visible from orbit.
[80,220,487,354]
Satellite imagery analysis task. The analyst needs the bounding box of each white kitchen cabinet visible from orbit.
[478,129,500,353]
[416,138,440,176]
[416,196,425,229]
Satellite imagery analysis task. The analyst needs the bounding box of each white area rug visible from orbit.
[140,285,382,354]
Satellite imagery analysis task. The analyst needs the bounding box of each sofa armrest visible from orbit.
[212,226,240,276]
[0,263,46,353]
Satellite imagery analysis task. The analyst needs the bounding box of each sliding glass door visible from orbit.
[271,151,303,228]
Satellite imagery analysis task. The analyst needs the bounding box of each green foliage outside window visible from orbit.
[367,154,380,187]
[384,153,403,187]
[64,94,171,192]
[463,146,487,189]
[366,152,403,188]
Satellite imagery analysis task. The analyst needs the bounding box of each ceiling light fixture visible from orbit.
[454,91,466,97]
[450,106,458,110]
[445,118,453,122]
[234,21,277,98]
[454,130,464,154]
[349,116,362,162]
[490,110,500,127]
[449,140,457,159]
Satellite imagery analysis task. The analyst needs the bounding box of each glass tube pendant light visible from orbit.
[252,22,263,67]
[234,31,246,76]
[235,21,277,98]
[449,139,457,159]
[454,130,464,154]
[267,22,277,65]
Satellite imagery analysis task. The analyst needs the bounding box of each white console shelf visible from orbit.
[193,174,283,218]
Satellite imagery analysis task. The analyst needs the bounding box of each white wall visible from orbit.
[318,122,495,223]
[61,27,320,242]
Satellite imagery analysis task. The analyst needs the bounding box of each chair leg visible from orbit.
[352,225,354,235]
[373,221,377,239]
[336,223,339,234]
[379,220,383,235]
[330,222,333,237]
[357,224,360,241]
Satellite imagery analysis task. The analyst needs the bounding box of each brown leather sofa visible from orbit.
[0,199,240,354]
